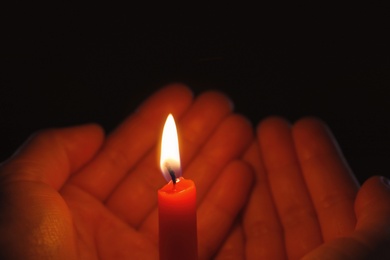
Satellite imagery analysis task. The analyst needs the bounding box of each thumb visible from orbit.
[355,175,390,223]
[0,124,104,190]
[352,175,390,258]
[0,124,104,259]
[303,176,390,260]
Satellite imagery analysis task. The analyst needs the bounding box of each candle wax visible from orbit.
[158,177,198,260]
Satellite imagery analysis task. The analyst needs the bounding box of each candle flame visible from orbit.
[160,114,182,183]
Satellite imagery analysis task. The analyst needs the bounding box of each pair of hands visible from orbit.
[0,84,389,259]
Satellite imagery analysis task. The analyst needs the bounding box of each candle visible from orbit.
[158,114,198,260]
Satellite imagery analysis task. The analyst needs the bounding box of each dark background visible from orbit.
[2,6,390,183]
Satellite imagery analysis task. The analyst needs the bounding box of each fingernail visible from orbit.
[380,176,390,189]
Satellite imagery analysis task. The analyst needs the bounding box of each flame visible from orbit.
[160,114,182,183]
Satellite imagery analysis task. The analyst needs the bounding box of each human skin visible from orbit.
[2,84,389,259]
[215,117,390,259]
[0,84,254,259]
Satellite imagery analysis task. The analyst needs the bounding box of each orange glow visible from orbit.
[160,114,181,182]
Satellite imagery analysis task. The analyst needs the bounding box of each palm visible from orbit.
[59,183,158,259]
[217,117,390,260]
[0,85,253,259]
[241,117,360,260]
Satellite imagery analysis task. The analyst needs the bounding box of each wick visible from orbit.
[166,165,177,185]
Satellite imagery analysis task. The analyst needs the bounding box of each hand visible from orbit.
[216,117,390,259]
[0,84,254,259]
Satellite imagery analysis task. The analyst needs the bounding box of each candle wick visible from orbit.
[166,165,177,185]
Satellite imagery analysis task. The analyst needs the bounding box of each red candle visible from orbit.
[158,114,198,260]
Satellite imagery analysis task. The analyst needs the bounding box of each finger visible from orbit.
[60,184,159,259]
[0,124,104,190]
[105,91,233,227]
[196,160,253,260]
[354,176,390,258]
[132,112,253,232]
[214,223,245,260]
[137,160,253,258]
[0,124,103,259]
[187,114,253,203]
[293,117,359,241]
[302,176,390,259]
[70,84,193,200]
[258,117,322,259]
[242,142,286,260]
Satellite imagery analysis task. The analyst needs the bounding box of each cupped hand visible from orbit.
[0,84,254,259]
[216,117,390,260]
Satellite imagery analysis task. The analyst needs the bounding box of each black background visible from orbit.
[2,6,390,183]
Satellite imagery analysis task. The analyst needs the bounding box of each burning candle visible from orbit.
[158,114,198,260]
